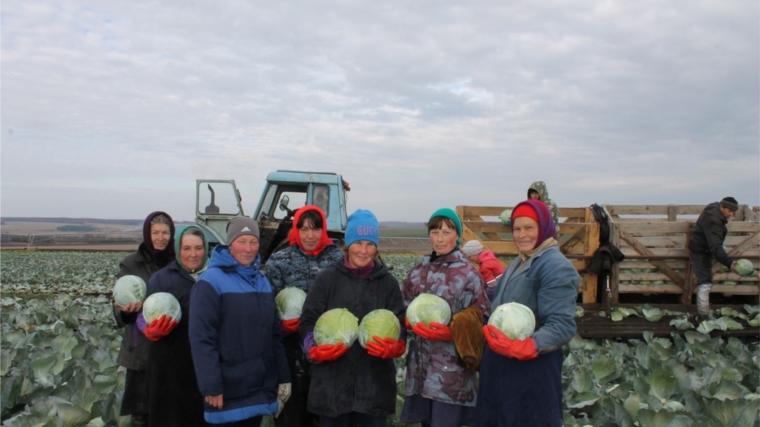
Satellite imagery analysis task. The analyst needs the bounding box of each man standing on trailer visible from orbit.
[688,197,739,316]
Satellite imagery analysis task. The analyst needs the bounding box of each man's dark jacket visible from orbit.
[688,202,732,268]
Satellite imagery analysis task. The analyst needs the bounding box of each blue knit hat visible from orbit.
[345,209,380,248]
[429,208,463,245]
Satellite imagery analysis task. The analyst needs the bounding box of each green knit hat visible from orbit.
[429,208,463,245]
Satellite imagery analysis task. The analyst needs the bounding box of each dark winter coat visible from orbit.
[189,246,290,424]
[144,261,207,427]
[299,261,405,418]
[688,202,733,268]
[115,244,158,371]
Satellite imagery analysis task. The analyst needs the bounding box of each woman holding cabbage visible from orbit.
[113,211,175,427]
[400,208,490,427]
[299,209,406,427]
[475,200,579,427]
[266,205,343,427]
[138,226,209,426]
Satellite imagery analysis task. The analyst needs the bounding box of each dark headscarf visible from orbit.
[141,211,176,269]
[511,200,556,250]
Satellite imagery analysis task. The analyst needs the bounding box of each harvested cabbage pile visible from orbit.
[407,293,451,327]
[113,275,146,307]
[142,292,182,323]
[275,287,307,320]
[488,302,535,340]
[314,308,359,346]
[358,309,401,348]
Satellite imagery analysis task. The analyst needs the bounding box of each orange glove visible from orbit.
[412,321,452,341]
[145,315,178,341]
[366,336,406,359]
[282,318,300,335]
[482,325,538,361]
[308,342,348,363]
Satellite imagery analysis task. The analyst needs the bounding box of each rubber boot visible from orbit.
[696,283,712,317]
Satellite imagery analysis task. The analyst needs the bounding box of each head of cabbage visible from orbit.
[142,292,182,324]
[275,287,307,320]
[488,302,535,340]
[113,275,147,307]
[358,309,401,348]
[735,259,757,277]
[314,308,359,346]
[499,209,512,227]
[406,293,451,327]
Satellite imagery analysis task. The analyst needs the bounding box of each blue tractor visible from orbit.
[194,170,350,263]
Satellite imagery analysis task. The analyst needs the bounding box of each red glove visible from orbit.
[482,325,538,361]
[145,315,178,341]
[366,336,406,359]
[404,317,412,329]
[308,342,348,363]
[412,321,452,341]
[282,318,300,335]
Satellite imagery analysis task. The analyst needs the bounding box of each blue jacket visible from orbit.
[491,244,579,353]
[189,245,290,424]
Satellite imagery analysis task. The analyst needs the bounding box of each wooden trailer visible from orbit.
[456,204,760,338]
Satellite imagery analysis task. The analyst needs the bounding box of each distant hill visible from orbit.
[380,221,426,228]
[1,217,194,225]
[1,217,420,228]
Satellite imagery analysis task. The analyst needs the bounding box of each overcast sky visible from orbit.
[2,0,758,222]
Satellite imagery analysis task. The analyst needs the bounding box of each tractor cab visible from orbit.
[195,170,349,263]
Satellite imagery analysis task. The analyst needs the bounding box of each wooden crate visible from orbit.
[456,206,600,303]
[605,204,760,306]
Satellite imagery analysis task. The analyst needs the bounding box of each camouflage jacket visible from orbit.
[265,243,343,294]
[402,250,491,406]
[528,180,560,231]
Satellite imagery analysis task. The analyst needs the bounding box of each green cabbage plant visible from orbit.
[359,309,401,348]
[142,292,182,323]
[314,308,359,346]
[275,287,307,320]
[406,293,451,327]
[488,302,535,340]
[112,275,146,306]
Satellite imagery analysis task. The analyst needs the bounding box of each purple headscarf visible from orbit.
[511,200,556,250]
[141,211,176,269]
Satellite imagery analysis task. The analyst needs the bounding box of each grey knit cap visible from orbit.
[226,217,260,245]
[720,197,739,212]
[461,240,484,257]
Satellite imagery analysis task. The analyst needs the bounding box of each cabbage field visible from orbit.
[1,251,759,427]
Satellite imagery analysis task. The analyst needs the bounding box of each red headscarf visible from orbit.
[288,205,334,255]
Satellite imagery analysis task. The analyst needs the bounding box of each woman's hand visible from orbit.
[205,394,223,409]
[113,301,142,313]
[482,325,538,361]
[412,322,452,341]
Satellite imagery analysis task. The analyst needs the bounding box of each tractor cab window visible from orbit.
[197,182,242,215]
[274,189,306,220]
[312,185,329,216]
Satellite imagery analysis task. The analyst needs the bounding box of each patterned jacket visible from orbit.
[528,180,560,231]
[402,250,491,406]
[266,244,343,294]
